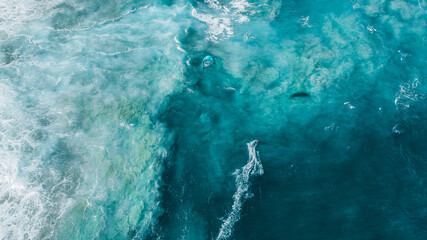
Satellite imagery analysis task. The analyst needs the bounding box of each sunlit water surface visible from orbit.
[0,0,426,239]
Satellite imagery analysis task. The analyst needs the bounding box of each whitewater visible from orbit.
[0,0,426,239]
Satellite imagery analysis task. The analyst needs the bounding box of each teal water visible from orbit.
[0,0,426,239]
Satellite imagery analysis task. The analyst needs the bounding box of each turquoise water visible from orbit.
[0,0,426,239]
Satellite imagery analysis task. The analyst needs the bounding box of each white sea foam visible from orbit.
[191,0,255,42]
[0,84,50,239]
[0,0,59,39]
[216,140,263,240]
[298,16,312,28]
[191,8,234,42]
[419,0,427,10]
[395,77,425,111]
[367,25,377,33]
[0,2,187,239]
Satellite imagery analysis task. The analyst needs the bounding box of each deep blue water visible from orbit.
[0,0,426,239]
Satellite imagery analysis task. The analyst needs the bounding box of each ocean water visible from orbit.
[0,0,426,239]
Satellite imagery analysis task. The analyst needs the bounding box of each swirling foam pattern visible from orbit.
[0,1,188,239]
[1,0,426,240]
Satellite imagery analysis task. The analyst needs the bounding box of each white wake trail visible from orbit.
[216,140,264,240]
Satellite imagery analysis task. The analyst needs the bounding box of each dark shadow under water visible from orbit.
[148,1,427,239]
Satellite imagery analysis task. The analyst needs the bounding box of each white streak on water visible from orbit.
[177,45,187,53]
[216,140,264,240]
[419,0,426,10]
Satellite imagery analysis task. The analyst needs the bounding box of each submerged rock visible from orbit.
[290,92,311,98]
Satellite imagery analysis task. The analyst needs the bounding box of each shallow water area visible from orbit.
[1,0,427,239]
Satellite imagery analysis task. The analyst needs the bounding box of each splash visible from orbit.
[216,140,264,240]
